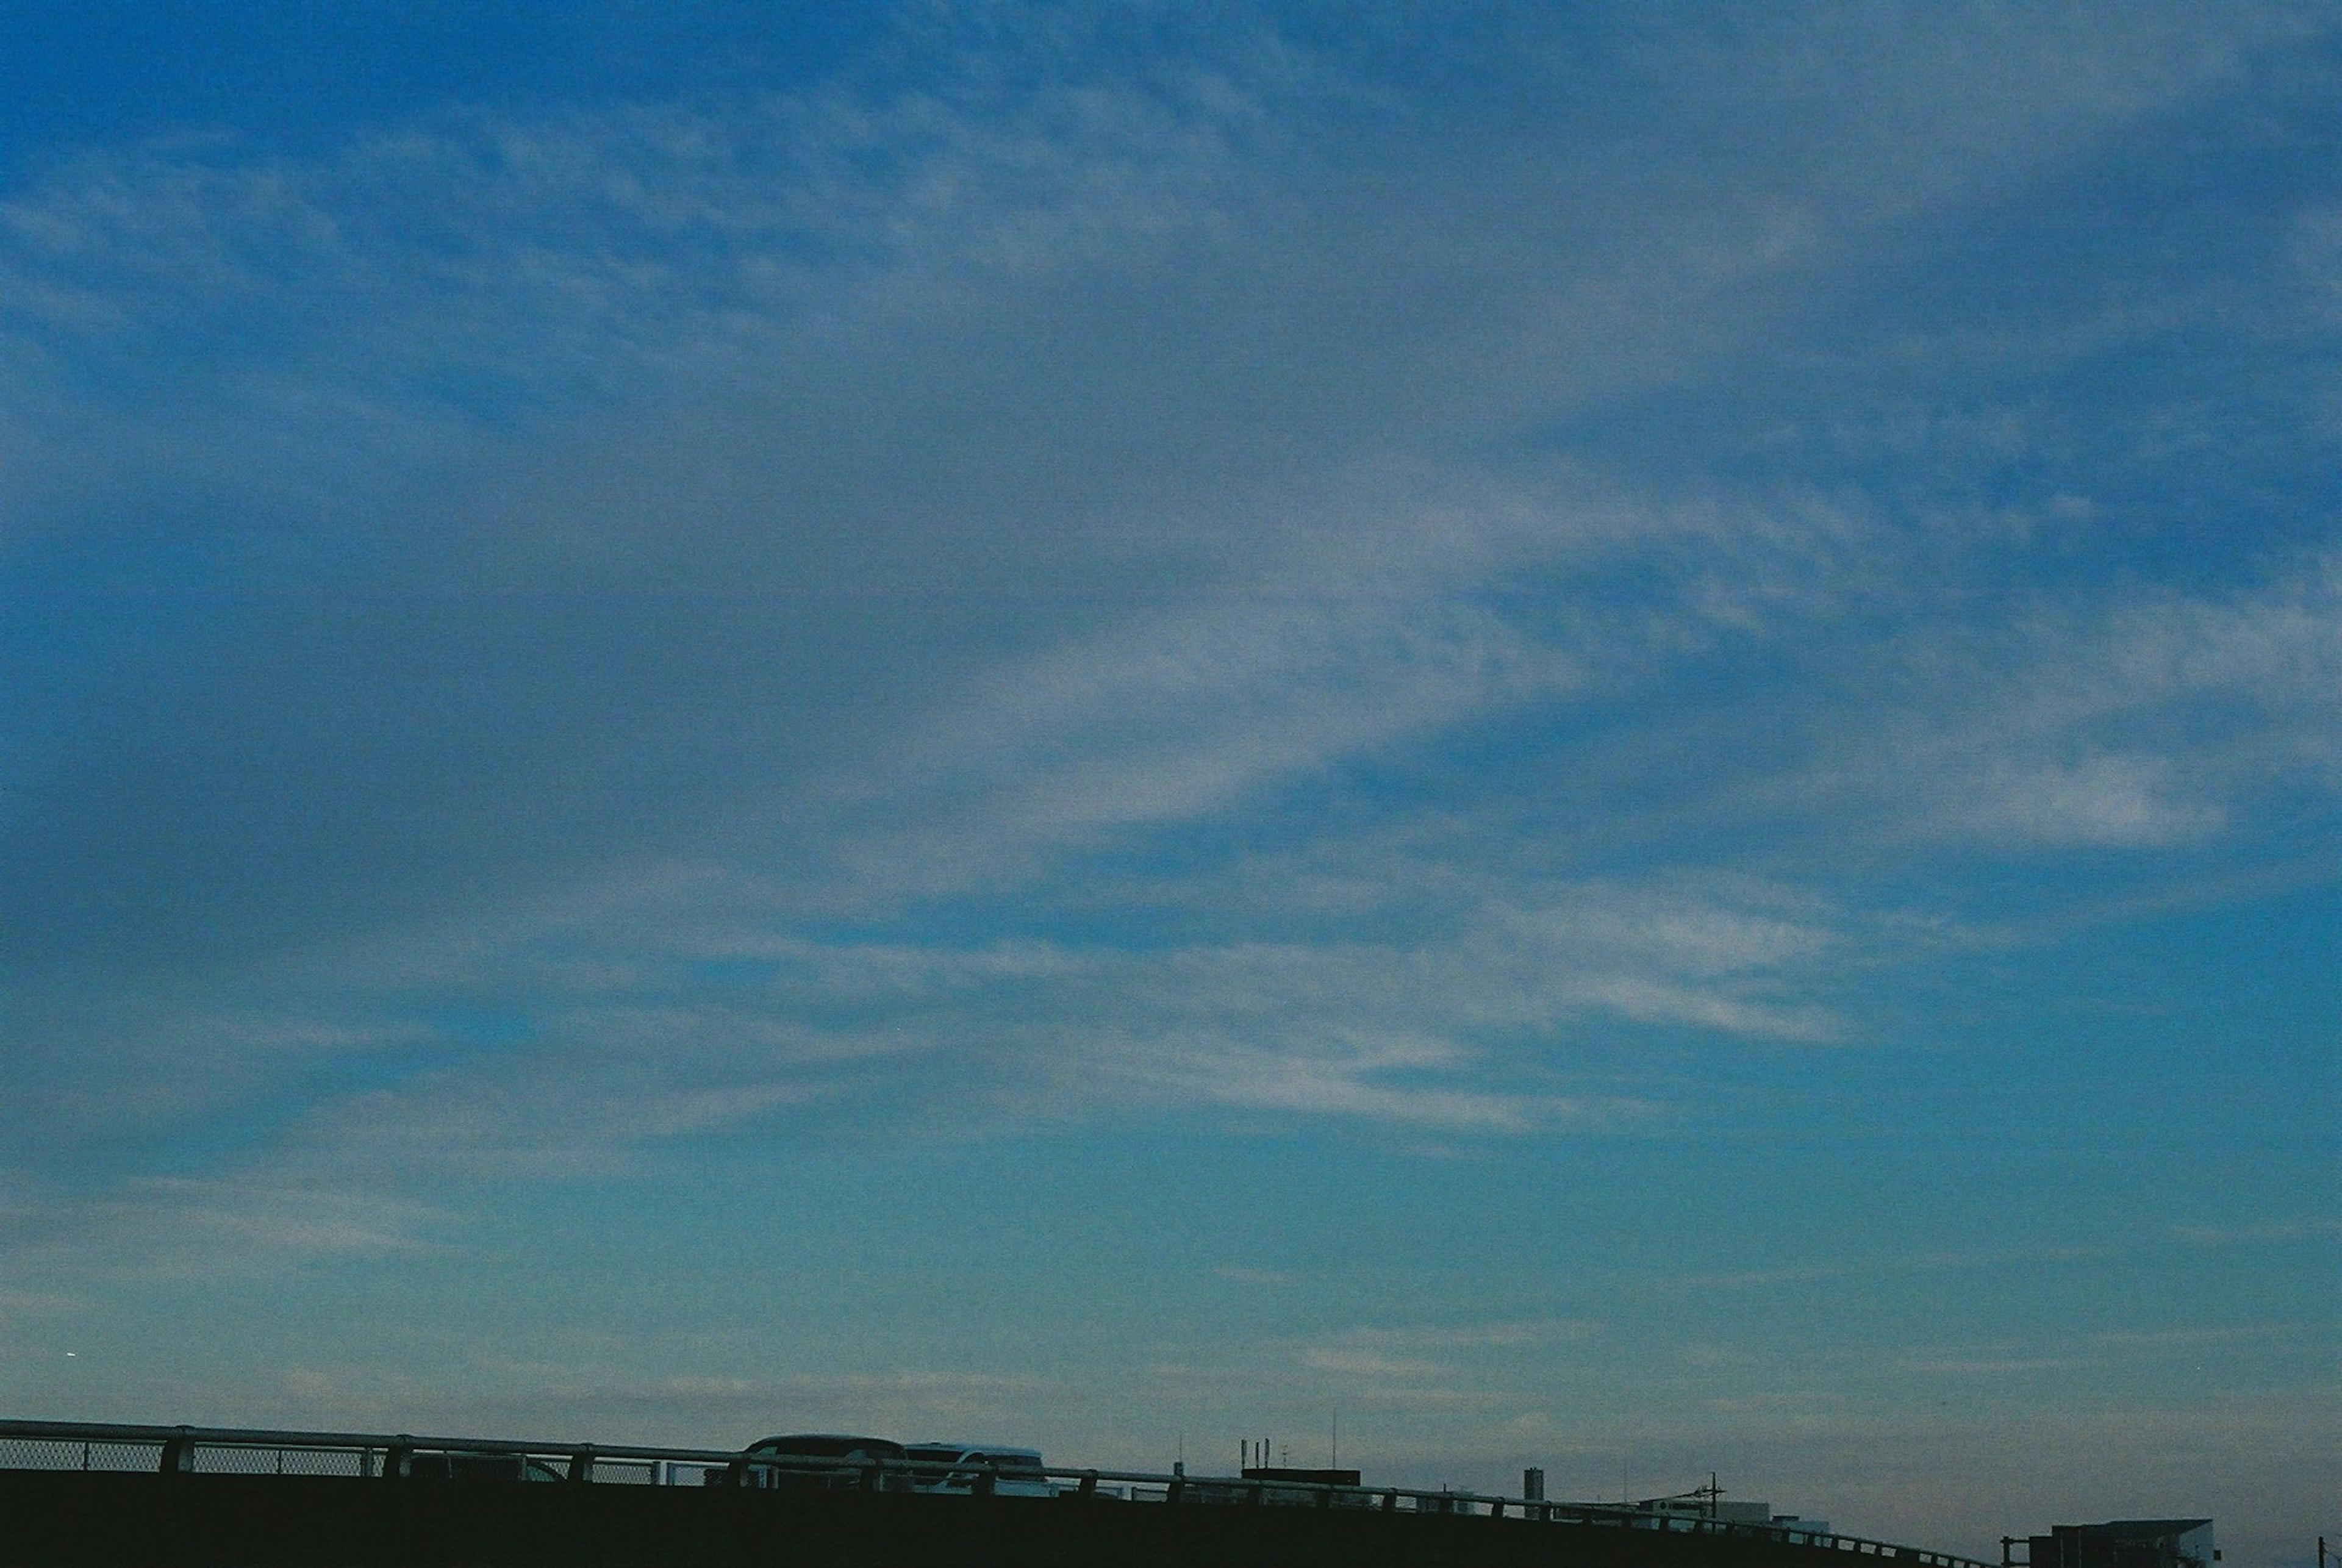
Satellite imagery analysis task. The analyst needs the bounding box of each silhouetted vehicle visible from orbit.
[903,1443,1052,1497]
[710,1434,911,1492]
[406,1453,564,1482]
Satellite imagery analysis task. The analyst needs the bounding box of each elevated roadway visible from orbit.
[0,1419,1993,1568]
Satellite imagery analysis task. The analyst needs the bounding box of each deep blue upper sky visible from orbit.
[0,4,876,170]
[0,4,2333,1560]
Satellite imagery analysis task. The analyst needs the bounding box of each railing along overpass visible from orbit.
[0,1419,1996,1568]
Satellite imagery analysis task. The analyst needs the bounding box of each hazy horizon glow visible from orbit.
[0,7,2334,1564]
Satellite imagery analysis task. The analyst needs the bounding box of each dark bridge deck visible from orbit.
[0,1420,1986,1568]
[0,1470,1911,1568]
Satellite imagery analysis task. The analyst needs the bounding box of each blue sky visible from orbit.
[0,2,2335,1559]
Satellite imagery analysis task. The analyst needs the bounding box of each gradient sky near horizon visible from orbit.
[1,4,2336,1562]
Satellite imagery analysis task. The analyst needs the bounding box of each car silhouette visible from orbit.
[713,1433,911,1492]
[403,1452,565,1483]
[902,1443,1053,1497]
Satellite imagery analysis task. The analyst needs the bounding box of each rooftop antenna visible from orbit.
[1330,1405,1338,1470]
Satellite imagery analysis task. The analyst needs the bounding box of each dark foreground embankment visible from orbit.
[0,1471,1903,1568]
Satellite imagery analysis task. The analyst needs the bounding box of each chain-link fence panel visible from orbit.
[188,1445,283,1475]
[593,1459,658,1485]
[185,1445,365,1476]
[0,1438,163,1472]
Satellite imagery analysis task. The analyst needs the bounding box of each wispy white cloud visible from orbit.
[2086,1323,2313,1348]
[0,15,2333,1475]
[0,1287,79,1322]
[1676,1241,2123,1292]
[1338,1320,1605,1351]
[1900,1355,2090,1376]
[2170,1217,2342,1246]
[4,1176,449,1276]
[1302,1348,1447,1380]
[1293,1319,1606,1392]
[1761,553,2342,849]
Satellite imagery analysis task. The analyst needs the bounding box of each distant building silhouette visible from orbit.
[2027,1519,2216,1568]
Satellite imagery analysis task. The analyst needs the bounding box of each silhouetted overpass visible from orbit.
[0,1419,1994,1568]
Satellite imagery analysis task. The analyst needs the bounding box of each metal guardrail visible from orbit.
[0,1419,1993,1568]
